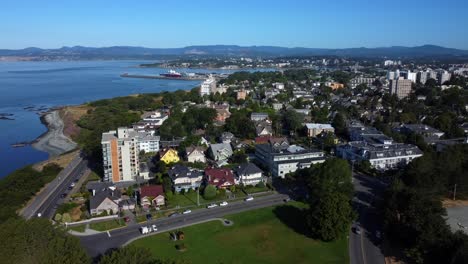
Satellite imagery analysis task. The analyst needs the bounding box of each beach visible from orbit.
[32,110,77,157]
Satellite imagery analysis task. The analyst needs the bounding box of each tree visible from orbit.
[282,109,304,135]
[203,185,217,200]
[332,113,346,137]
[0,218,89,264]
[54,213,62,222]
[99,246,155,264]
[62,213,72,223]
[306,192,355,241]
[306,158,353,199]
[162,176,172,194]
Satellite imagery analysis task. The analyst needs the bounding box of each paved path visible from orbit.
[349,174,386,264]
[78,193,289,257]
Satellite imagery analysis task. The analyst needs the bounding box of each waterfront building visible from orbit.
[200,76,216,96]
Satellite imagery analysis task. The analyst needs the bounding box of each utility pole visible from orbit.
[453,184,457,201]
[197,187,200,206]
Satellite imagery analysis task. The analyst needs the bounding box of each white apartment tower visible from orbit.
[200,76,216,97]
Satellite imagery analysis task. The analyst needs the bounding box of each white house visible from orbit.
[234,163,264,186]
[186,146,206,163]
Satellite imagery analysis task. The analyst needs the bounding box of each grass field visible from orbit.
[89,219,125,231]
[68,224,86,233]
[131,202,349,264]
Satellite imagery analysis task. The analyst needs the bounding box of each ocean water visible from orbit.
[0,60,271,177]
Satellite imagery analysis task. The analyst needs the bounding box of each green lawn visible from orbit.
[89,219,125,231]
[166,191,246,208]
[131,202,349,264]
[68,224,86,233]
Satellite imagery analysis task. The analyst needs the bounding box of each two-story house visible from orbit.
[168,164,203,193]
[185,146,207,163]
[233,163,264,186]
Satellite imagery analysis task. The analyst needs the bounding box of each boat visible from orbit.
[160,70,182,78]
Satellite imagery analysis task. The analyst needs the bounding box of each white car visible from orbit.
[182,209,192,214]
[140,226,150,234]
[244,196,254,202]
[70,182,75,187]
[207,203,218,209]
[219,201,228,206]
[151,224,158,231]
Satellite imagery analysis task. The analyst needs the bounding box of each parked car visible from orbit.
[146,213,152,220]
[140,226,150,234]
[70,182,75,187]
[60,193,67,198]
[244,196,254,202]
[74,178,79,183]
[169,212,180,217]
[67,186,73,190]
[182,209,192,214]
[219,201,228,206]
[207,203,218,209]
[151,224,158,231]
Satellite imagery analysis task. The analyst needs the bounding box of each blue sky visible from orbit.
[1,0,467,49]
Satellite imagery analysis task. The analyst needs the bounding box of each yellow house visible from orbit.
[159,148,180,164]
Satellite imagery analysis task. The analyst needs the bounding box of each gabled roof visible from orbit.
[140,185,164,198]
[205,168,235,188]
[186,146,206,156]
[168,164,203,180]
[89,189,121,210]
[234,163,263,176]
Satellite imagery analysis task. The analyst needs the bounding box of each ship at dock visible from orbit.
[120,69,214,81]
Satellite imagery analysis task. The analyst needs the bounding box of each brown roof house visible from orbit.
[139,185,165,207]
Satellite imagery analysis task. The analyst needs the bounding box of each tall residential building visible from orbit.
[438,71,451,85]
[406,71,417,83]
[101,127,160,183]
[390,78,412,99]
[200,76,216,96]
[417,70,429,84]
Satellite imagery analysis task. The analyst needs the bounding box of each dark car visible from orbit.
[60,193,67,198]
[169,212,180,218]
[67,186,73,190]
[146,213,152,220]
[74,178,79,183]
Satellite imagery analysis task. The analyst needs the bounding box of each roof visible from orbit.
[186,146,206,156]
[210,143,233,157]
[89,188,121,210]
[234,163,263,176]
[140,185,164,198]
[205,168,235,188]
[168,164,203,180]
[305,123,334,130]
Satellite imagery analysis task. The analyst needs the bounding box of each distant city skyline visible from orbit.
[1,0,468,50]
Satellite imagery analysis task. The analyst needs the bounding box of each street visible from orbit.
[21,157,89,219]
[349,174,386,264]
[79,193,289,257]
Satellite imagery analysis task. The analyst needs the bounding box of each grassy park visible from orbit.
[131,202,349,264]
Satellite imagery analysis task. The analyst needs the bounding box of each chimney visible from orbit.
[92,189,96,196]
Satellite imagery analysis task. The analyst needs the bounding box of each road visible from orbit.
[79,193,289,257]
[21,157,89,219]
[349,174,386,264]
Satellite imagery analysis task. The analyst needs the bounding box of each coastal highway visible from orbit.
[349,174,386,264]
[79,193,290,257]
[22,157,89,219]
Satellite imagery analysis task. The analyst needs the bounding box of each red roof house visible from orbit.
[204,168,235,189]
[139,185,165,207]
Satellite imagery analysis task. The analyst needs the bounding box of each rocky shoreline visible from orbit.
[31,110,78,157]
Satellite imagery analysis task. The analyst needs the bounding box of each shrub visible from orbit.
[54,213,62,222]
[203,185,217,200]
[256,182,265,188]
[62,213,72,223]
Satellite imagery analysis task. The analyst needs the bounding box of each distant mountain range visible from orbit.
[1,44,467,58]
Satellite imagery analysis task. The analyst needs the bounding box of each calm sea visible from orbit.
[0,60,271,177]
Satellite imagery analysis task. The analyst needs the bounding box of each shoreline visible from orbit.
[32,109,78,157]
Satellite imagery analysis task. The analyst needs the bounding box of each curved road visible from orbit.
[79,193,289,257]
